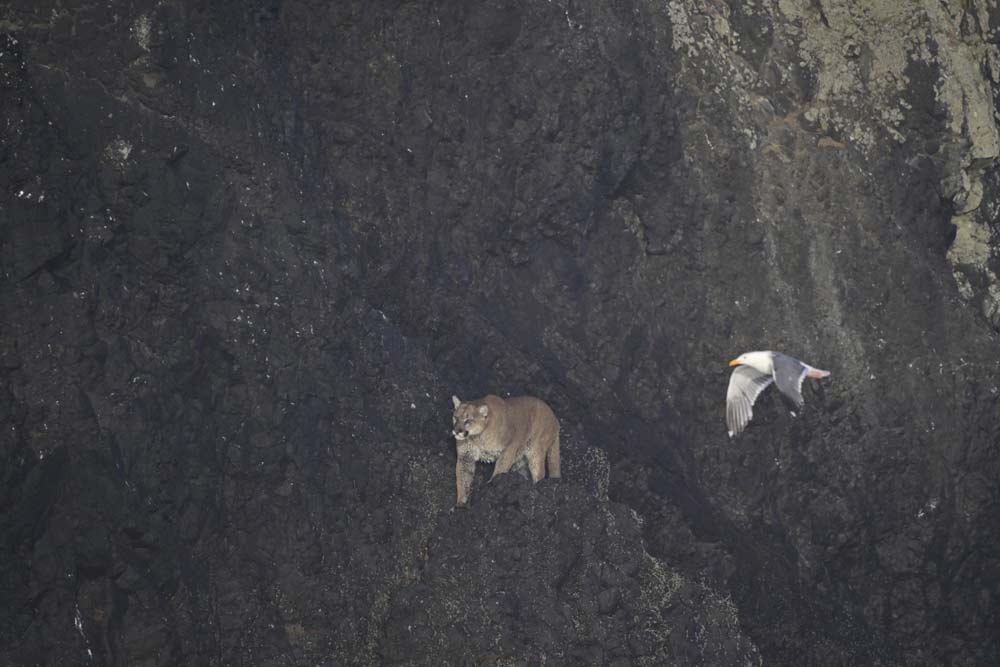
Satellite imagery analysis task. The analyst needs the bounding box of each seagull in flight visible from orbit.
[726,351,830,437]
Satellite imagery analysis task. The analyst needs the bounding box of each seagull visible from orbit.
[726,351,830,437]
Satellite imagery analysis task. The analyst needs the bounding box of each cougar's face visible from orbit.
[452,404,488,440]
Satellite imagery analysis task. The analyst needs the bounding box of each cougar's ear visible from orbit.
[452,395,461,408]
[477,405,489,417]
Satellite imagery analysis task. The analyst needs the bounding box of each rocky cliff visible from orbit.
[2,1,999,665]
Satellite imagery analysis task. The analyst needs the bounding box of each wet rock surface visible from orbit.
[1,1,1000,665]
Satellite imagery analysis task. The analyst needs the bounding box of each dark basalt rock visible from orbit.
[2,1,1000,665]
[380,472,757,666]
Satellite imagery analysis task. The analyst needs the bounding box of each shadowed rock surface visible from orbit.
[2,0,1000,665]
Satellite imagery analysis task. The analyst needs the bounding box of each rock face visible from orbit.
[2,0,1000,665]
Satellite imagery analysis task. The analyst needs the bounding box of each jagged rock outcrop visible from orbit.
[2,1,999,665]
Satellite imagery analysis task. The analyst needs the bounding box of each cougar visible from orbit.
[451,394,560,506]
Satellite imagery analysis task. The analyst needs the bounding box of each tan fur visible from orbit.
[451,394,560,506]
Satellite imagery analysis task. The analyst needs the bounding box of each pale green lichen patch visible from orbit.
[948,209,999,317]
[948,211,992,275]
[102,138,133,171]
[132,14,151,52]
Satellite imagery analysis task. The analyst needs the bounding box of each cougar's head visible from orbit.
[451,395,489,441]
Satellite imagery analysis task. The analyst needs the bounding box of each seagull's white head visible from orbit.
[728,351,774,374]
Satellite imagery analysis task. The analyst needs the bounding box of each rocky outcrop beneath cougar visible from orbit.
[1,1,999,665]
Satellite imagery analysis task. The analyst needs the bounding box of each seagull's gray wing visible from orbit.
[772,352,808,407]
[726,365,774,437]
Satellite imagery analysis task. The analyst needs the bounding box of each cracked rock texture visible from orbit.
[2,0,1000,665]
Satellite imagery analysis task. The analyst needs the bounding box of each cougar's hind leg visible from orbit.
[546,434,561,479]
[527,448,545,482]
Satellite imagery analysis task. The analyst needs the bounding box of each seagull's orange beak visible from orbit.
[728,359,741,367]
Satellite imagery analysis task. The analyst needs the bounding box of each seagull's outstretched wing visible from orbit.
[772,353,809,407]
[726,365,774,437]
